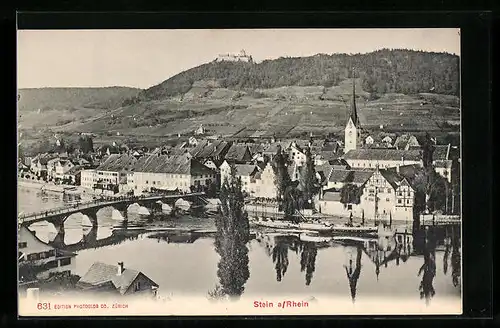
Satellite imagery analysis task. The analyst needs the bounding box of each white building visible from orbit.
[130,155,216,194]
[219,160,259,194]
[343,148,422,170]
[94,154,138,193]
[18,226,76,280]
[249,162,277,199]
[80,169,97,189]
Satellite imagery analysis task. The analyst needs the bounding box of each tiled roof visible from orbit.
[225,144,250,162]
[433,144,450,161]
[394,134,420,149]
[379,169,404,189]
[322,191,341,202]
[234,164,258,177]
[262,142,291,154]
[328,169,374,185]
[189,140,230,159]
[78,262,158,295]
[343,149,422,161]
[96,154,138,172]
[132,155,214,176]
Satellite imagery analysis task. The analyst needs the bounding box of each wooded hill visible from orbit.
[126,49,459,104]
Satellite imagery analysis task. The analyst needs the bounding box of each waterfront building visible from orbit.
[219,160,260,194]
[18,226,76,281]
[80,169,97,189]
[250,162,278,199]
[130,154,216,194]
[77,262,159,297]
[94,154,138,194]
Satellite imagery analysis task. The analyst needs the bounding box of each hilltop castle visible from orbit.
[215,50,253,63]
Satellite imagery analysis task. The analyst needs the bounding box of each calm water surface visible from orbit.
[18,187,461,304]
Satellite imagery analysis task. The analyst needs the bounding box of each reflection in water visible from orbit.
[272,241,289,282]
[451,235,461,288]
[345,246,363,302]
[212,178,250,300]
[417,228,437,304]
[299,242,318,286]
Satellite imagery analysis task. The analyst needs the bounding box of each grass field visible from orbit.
[18,79,460,149]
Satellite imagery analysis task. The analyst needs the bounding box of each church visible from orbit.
[341,73,423,170]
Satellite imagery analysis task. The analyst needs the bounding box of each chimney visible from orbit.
[117,262,124,275]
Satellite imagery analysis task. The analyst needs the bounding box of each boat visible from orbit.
[330,225,378,234]
[298,222,333,232]
[299,233,333,243]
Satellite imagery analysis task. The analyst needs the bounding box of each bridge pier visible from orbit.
[80,209,98,227]
[82,225,98,245]
[51,223,65,248]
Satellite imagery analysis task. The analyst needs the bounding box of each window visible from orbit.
[18,242,27,249]
[407,200,410,204]
[146,180,148,184]
[386,198,390,202]
[398,199,402,204]
[135,281,142,291]
[59,257,71,266]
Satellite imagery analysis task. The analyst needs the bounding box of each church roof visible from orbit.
[343,149,422,162]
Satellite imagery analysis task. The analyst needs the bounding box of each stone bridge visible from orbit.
[18,192,207,231]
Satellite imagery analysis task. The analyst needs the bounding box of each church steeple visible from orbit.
[349,68,359,127]
[344,67,361,154]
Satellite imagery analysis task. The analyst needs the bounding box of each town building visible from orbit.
[432,144,453,183]
[394,134,420,150]
[359,168,415,223]
[219,160,260,194]
[316,166,416,223]
[250,162,277,199]
[224,144,253,163]
[194,124,205,136]
[94,154,138,194]
[130,154,216,194]
[76,262,159,297]
[80,169,97,189]
[343,148,422,170]
[18,226,76,281]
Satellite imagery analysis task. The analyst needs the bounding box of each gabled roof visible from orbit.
[328,169,374,185]
[433,144,451,161]
[225,144,251,162]
[96,154,138,172]
[343,149,422,162]
[394,134,420,150]
[132,155,214,176]
[322,191,341,202]
[78,262,158,295]
[233,164,258,177]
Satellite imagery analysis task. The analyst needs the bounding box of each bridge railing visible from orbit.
[18,192,206,220]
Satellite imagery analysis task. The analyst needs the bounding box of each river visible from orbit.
[18,186,461,305]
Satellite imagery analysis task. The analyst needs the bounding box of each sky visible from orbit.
[17,28,460,90]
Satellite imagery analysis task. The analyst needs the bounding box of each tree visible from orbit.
[272,146,291,211]
[298,147,318,210]
[340,183,362,206]
[215,164,250,300]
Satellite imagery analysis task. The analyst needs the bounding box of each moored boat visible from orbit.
[299,233,333,243]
